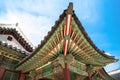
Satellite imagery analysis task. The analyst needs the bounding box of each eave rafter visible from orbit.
[16,22,65,72]
[67,18,116,66]
[23,41,63,72]
[16,5,117,73]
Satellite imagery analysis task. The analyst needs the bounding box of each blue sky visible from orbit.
[0,0,120,72]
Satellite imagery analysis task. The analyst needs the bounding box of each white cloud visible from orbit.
[0,0,59,46]
[73,0,101,24]
[105,52,111,56]
[4,0,65,17]
[105,62,120,72]
[0,0,119,72]
[0,10,53,46]
[0,0,101,46]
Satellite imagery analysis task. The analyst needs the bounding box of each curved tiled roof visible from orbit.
[15,10,66,67]
[15,3,118,69]
[73,13,117,60]
[16,8,117,68]
[0,24,34,52]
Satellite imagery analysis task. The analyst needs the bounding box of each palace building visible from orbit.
[108,68,120,80]
[0,3,118,80]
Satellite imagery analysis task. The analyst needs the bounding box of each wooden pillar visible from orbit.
[63,63,70,80]
[19,73,26,80]
[87,72,91,80]
[0,67,5,80]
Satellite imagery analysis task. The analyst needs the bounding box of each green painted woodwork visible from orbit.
[70,71,76,80]
[0,56,19,69]
[16,11,116,78]
[70,18,115,65]
[43,65,52,78]
[69,66,88,76]
[64,35,71,40]
[29,71,37,78]
[92,76,102,80]
[28,54,88,78]
[29,60,62,79]
[57,54,88,76]
[3,71,19,80]
[16,21,65,71]
[0,4,116,80]
[86,65,93,72]
[0,45,25,58]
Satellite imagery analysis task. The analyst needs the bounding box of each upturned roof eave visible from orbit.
[73,13,117,61]
[15,3,117,69]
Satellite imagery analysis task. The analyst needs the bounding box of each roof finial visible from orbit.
[66,2,73,14]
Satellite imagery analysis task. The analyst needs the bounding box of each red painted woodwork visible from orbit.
[63,3,72,79]
[63,63,70,80]
[76,74,80,80]
[0,67,5,80]
[64,40,69,56]
[66,14,72,35]
[19,73,26,80]
[86,72,91,80]
[64,25,66,36]
[64,14,72,56]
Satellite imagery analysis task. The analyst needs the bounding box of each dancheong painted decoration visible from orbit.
[0,2,118,80]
